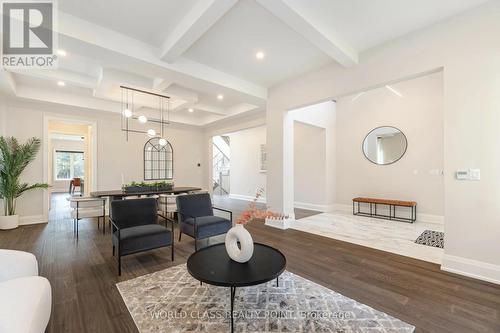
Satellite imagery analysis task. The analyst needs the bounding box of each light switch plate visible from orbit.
[456,170,469,180]
[470,168,481,181]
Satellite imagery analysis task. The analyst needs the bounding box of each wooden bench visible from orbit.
[352,197,417,223]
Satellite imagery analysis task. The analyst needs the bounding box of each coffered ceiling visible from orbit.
[0,0,489,126]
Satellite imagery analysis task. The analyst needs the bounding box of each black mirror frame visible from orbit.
[362,126,408,166]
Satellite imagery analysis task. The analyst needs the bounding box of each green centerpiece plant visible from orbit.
[122,180,174,193]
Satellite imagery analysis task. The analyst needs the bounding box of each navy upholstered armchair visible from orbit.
[176,193,232,251]
[111,198,174,275]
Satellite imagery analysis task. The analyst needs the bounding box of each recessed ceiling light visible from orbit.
[188,108,194,113]
[57,81,65,87]
[217,94,224,100]
[255,51,265,60]
[138,115,148,123]
[147,129,156,137]
[57,49,67,57]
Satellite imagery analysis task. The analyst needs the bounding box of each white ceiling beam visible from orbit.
[0,70,17,95]
[93,68,154,100]
[164,85,198,104]
[256,0,358,67]
[224,102,260,117]
[160,0,238,63]
[57,12,266,100]
[10,68,97,89]
[185,102,226,115]
[16,85,120,113]
[153,78,173,91]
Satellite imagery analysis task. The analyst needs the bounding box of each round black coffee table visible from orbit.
[187,243,286,333]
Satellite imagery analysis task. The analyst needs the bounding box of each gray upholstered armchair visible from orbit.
[111,198,174,275]
[176,193,232,251]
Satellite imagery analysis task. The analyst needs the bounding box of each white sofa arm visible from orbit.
[0,276,52,333]
[0,249,38,282]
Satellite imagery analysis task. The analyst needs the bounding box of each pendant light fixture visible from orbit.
[120,86,170,142]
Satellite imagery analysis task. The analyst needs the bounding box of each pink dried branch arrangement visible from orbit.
[236,188,288,225]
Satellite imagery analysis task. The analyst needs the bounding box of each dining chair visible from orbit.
[110,198,174,276]
[69,178,84,196]
[176,193,232,251]
[68,197,106,239]
[158,193,186,221]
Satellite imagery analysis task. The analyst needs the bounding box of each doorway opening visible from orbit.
[210,125,267,206]
[212,135,231,196]
[43,116,97,217]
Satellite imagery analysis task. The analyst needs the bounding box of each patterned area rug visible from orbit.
[415,230,444,248]
[117,264,415,333]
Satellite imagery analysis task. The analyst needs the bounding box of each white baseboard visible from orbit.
[228,194,267,204]
[330,203,443,225]
[19,214,48,225]
[418,213,444,225]
[331,203,352,212]
[293,201,332,212]
[441,254,500,285]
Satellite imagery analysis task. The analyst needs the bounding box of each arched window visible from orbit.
[144,138,173,180]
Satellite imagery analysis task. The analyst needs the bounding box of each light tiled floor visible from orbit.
[291,211,444,264]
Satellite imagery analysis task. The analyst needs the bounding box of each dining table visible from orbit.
[90,186,202,200]
[90,186,202,218]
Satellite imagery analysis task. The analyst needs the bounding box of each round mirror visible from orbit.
[362,126,407,165]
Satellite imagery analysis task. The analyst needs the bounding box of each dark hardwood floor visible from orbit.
[0,194,499,333]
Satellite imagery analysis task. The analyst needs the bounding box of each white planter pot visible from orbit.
[0,215,19,230]
[225,224,254,263]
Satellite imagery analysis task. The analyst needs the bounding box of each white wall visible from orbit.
[0,97,206,221]
[0,102,45,218]
[290,100,336,211]
[266,2,500,284]
[50,139,85,193]
[294,122,327,207]
[335,72,444,217]
[228,125,267,200]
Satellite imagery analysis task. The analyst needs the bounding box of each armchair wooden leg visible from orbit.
[112,246,115,256]
[97,217,100,230]
[178,231,182,242]
[118,255,121,276]
[171,244,174,261]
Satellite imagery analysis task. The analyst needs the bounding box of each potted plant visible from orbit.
[0,137,49,230]
[225,188,287,263]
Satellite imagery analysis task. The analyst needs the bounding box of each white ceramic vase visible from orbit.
[0,215,19,230]
[225,224,254,263]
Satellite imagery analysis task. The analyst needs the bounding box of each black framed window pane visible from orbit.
[144,138,173,180]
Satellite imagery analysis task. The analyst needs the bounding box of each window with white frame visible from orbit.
[54,150,84,180]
